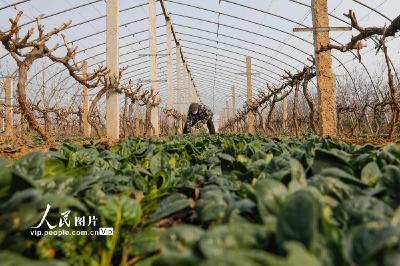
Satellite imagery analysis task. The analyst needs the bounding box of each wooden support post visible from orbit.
[246,56,255,133]
[149,0,159,136]
[82,61,91,137]
[4,78,13,136]
[176,44,182,113]
[166,15,173,109]
[106,0,120,140]
[312,0,337,137]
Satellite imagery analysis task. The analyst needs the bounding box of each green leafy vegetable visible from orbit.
[0,135,399,265]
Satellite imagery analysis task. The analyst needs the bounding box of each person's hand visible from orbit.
[193,121,203,128]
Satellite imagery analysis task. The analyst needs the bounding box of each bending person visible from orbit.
[183,103,216,134]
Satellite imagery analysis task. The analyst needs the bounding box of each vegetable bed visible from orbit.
[1,134,400,266]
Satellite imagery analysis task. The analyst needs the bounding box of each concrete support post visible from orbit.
[134,102,141,136]
[195,83,200,103]
[21,115,26,134]
[312,0,337,137]
[246,56,255,133]
[82,61,91,137]
[166,15,173,109]
[106,0,120,140]
[225,99,229,121]
[182,62,188,110]
[0,100,4,133]
[149,0,159,136]
[188,73,195,103]
[191,80,197,103]
[232,86,236,131]
[165,14,174,133]
[188,75,192,103]
[186,65,191,106]
[189,79,193,103]
[182,63,187,107]
[4,79,13,136]
[283,96,288,131]
[231,86,236,115]
[176,44,182,113]
[18,113,23,136]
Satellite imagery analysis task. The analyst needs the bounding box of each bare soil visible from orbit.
[335,136,399,147]
[1,135,398,160]
[0,136,115,160]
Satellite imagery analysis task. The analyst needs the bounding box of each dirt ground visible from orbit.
[335,136,399,147]
[0,135,108,160]
[0,135,399,160]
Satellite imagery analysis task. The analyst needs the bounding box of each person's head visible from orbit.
[189,103,199,114]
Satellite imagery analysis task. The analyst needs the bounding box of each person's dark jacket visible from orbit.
[185,104,213,128]
[183,104,215,134]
